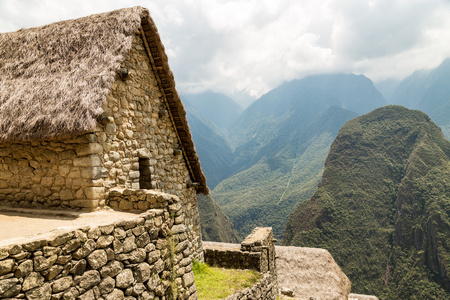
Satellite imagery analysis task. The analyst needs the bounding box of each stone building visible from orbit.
[0,7,208,258]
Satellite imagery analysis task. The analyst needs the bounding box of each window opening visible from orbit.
[139,158,152,189]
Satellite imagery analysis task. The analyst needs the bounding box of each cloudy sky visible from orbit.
[1,0,450,105]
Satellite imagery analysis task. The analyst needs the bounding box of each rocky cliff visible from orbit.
[284,105,450,299]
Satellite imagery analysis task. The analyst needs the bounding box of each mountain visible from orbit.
[284,106,450,299]
[183,91,243,133]
[213,106,357,239]
[184,102,234,189]
[182,100,240,244]
[229,74,386,173]
[197,194,240,243]
[390,58,450,138]
[212,73,384,239]
[374,78,401,100]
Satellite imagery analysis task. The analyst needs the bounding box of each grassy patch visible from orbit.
[193,261,262,299]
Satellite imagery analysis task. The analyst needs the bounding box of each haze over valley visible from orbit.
[187,60,450,298]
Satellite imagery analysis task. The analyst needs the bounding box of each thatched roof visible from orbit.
[0,6,208,194]
[276,246,351,300]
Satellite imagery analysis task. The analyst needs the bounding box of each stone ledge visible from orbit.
[0,201,197,299]
[107,188,180,212]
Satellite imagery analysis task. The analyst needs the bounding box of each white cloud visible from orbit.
[1,0,450,103]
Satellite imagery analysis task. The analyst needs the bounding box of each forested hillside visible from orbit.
[183,100,235,189]
[212,74,382,239]
[197,194,240,243]
[284,106,450,299]
[213,106,356,238]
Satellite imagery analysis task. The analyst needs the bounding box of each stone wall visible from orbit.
[0,191,198,299]
[0,31,203,260]
[224,274,277,300]
[0,135,105,209]
[203,227,278,300]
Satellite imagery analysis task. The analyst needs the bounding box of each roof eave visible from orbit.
[138,10,209,195]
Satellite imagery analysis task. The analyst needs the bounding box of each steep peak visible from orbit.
[284,105,450,298]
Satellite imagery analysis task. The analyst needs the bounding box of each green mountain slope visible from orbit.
[213,106,357,239]
[284,106,450,299]
[212,74,383,239]
[197,194,240,243]
[183,101,240,244]
[184,102,234,189]
[230,74,386,174]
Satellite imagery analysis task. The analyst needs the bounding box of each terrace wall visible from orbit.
[203,227,278,300]
[0,190,198,300]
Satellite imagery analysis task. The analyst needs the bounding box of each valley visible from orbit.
[184,60,450,298]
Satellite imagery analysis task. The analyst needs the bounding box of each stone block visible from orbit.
[75,270,101,290]
[84,187,105,200]
[52,276,74,293]
[116,269,134,289]
[0,259,14,276]
[87,250,108,269]
[14,259,33,277]
[25,282,52,300]
[99,277,115,295]
[78,289,95,300]
[105,289,124,300]
[44,265,64,281]
[76,143,103,156]
[22,272,44,291]
[81,167,103,179]
[137,148,150,158]
[129,171,140,179]
[34,254,57,272]
[0,149,10,157]
[62,287,79,299]
[100,261,123,278]
[118,200,134,211]
[69,260,87,276]
[60,190,74,201]
[105,124,117,134]
[96,235,114,248]
[73,156,101,167]
[109,151,120,162]
[0,171,11,180]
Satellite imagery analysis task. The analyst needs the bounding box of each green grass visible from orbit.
[192,261,262,299]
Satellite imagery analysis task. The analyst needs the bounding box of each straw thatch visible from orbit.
[276,246,352,300]
[0,6,208,193]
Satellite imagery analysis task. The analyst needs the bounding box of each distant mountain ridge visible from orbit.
[284,106,450,299]
[183,91,243,134]
[229,73,386,174]
[183,100,234,189]
[389,58,450,138]
[210,73,383,239]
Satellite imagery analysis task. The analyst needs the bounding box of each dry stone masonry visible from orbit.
[203,227,278,300]
[0,191,198,299]
[0,32,203,260]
